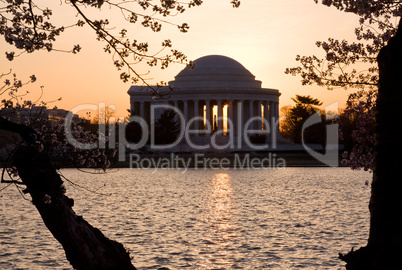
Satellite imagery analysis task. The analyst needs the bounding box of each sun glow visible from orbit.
[1,0,359,118]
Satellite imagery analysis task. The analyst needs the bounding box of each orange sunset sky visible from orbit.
[1,0,362,119]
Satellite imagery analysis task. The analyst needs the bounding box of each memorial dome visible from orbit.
[170,55,262,90]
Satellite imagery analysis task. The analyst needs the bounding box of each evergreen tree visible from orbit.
[281,95,323,144]
[154,109,180,145]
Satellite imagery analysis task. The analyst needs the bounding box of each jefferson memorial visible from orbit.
[128,55,281,151]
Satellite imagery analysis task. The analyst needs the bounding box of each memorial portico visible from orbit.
[128,55,281,151]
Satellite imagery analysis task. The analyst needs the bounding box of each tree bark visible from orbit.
[1,118,136,270]
[339,19,402,270]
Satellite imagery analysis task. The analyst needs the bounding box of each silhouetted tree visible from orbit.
[126,121,144,144]
[289,1,402,268]
[154,109,180,145]
[0,1,240,268]
[281,95,323,144]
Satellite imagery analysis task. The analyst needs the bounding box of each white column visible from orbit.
[194,100,199,134]
[263,101,267,131]
[184,100,188,124]
[275,101,280,138]
[265,101,270,133]
[269,101,273,132]
[237,100,243,148]
[140,101,145,119]
[265,101,270,143]
[174,100,179,122]
[257,100,262,130]
[205,100,211,137]
[249,100,254,129]
[217,100,223,133]
[229,100,234,136]
[130,98,135,116]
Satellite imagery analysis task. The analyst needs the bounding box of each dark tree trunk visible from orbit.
[339,19,402,269]
[1,118,136,270]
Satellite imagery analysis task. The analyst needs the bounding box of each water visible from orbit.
[0,167,371,269]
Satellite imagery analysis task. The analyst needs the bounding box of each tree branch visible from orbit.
[0,117,39,144]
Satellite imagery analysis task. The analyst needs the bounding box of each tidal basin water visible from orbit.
[0,167,371,269]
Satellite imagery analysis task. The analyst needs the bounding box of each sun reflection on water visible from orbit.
[199,173,239,268]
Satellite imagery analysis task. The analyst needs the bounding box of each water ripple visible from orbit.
[0,167,370,269]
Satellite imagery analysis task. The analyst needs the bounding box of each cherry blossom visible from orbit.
[0,0,239,92]
[287,1,401,171]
